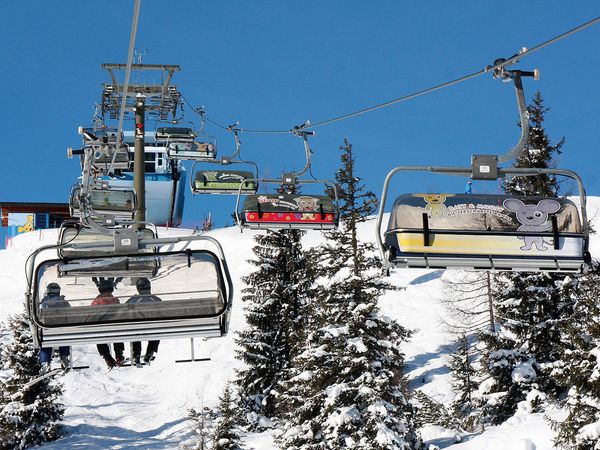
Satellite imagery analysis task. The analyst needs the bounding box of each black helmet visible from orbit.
[136,277,151,292]
[98,279,114,293]
[46,283,61,295]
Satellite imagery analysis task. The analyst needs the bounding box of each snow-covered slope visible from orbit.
[2,197,600,449]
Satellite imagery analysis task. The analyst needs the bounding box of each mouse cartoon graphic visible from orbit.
[413,194,455,217]
[503,198,561,251]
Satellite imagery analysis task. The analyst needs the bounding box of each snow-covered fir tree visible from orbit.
[477,91,572,424]
[277,139,418,449]
[235,188,314,428]
[185,403,216,450]
[448,335,479,431]
[504,91,564,196]
[413,391,453,429]
[0,314,64,449]
[212,384,244,450]
[551,263,600,450]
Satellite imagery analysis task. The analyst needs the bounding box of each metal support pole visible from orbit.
[134,95,146,229]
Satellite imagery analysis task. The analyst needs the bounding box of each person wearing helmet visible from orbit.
[126,277,162,367]
[465,180,473,195]
[39,283,71,371]
[91,278,125,369]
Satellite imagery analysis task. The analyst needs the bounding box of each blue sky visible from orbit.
[1,2,599,228]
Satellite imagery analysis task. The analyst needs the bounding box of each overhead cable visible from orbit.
[305,15,600,130]
[188,15,600,135]
[116,0,142,150]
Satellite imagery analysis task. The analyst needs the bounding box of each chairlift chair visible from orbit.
[190,128,259,194]
[69,184,137,220]
[68,127,131,171]
[26,234,234,349]
[376,166,590,273]
[156,126,217,161]
[236,180,339,230]
[234,129,339,230]
[376,62,590,273]
[192,165,259,195]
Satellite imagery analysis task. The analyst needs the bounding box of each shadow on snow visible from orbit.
[40,418,189,449]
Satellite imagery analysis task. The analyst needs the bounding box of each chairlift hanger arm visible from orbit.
[490,64,539,163]
[288,123,315,178]
[221,123,242,162]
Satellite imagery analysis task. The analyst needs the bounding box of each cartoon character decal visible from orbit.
[413,194,455,217]
[294,196,320,221]
[18,215,34,233]
[247,195,333,224]
[503,198,561,251]
[204,171,218,182]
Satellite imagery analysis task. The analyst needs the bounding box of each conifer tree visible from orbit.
[413,391,453,429]
[448,335,479,431]
[186,403,216,450]
[212,384,244,450]
[0,314,64,449]
[277,139,418,449]
[551,263,600,450]
[442,271,496,334]
[235,191,314,427]
[477,91,571,424]
[504,91,563,197]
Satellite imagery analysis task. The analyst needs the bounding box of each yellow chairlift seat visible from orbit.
[384,193,587,272]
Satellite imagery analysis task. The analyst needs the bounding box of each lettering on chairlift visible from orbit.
[480,165,491,173]
[446,203,514,221]
[256,196,300,210]
[202,171,247,182]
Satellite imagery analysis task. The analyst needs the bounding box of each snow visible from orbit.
[578,420,600,443]
[511,359,537,383]
[325,383,349,407]
[347,337,368,353]
[1,196,600,448]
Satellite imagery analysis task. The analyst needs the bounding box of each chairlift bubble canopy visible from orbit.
[69,184,136,220]
[193,169,258,194]
[238,190,338,230]
[156,126,217,160]
[376,165,590,272]
[26,236,233,348]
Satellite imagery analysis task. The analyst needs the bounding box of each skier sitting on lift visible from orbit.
[91,279,125,368]
[126,277,161,367]
[39,283,71,371]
